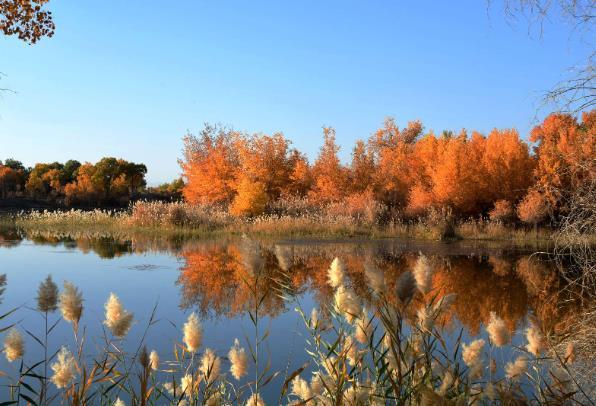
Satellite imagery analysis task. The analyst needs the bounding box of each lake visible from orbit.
[0,228,581,404]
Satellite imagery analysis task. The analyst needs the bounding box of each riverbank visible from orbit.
[0,203,559,244]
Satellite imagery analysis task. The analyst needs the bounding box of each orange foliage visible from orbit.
[369,119,423,207]
[350,140,375,194]
[528,111,595,213]
[177,112,592,222]
[0,165,20,198]
[517,189,550,225]
[488,199,514,223]
[284,150,312,196]
[309,127,348,203]
[236,133,293,201]
[64,163,102,205]
[181,126,240,205]
[229,176,268,217]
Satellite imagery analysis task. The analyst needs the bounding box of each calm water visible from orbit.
[0,229,580,403]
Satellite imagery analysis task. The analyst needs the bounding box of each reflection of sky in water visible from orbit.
[0,236,569,403]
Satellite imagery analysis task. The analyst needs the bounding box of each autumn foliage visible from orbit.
[0,157,147,206]
[181,112,594,223]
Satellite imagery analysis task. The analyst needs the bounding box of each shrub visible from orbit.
[517,189,550,226]
[489,199,515,223]
[327,189,385,226]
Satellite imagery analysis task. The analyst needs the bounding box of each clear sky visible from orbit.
[0,0,591,184]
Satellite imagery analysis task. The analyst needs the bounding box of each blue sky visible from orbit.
[0,1,591,184]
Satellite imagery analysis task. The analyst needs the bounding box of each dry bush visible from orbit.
[128,201,232,229]
[267,195,322,216]
[326,190,385,226]
[489,199,515,223]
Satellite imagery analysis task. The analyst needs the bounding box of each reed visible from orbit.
[0,256,590,405]
[2,201,566,242]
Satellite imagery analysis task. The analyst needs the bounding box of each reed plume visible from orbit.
[180,374,197,396]
[310,307,319,329]
[50,346,76,388]
[200,348,221,383]
[327,257,345,288]
[413,254,433,294]
[486,312,510,347]
[344,335,358,367]
[114,398,125,406]
[245,393,265,406]
[364,261,384,294]
[228,338,248,380]
[505,355,528,380]
[59,281,83,329]
[565,342,576,364]
[104,293,134,338]
[274,245,293,272]
[0,274,6,304]
[525,324,544,356]
[310,373,323,395]
[291,376,312,401]
[462,339,485,367]
[183,312,202,352]
[437,370,454,395]
[485,382,497,400]
[4,328,24,362]
[37,274,59,312]
[355,311,372,344]
[334,286,360,322]
[417,306,434,333]
[395,271,417,305]
[240,238,264,278]
[149,350,159,370]
[206,392,222,406]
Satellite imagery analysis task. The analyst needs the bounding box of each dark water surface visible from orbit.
[0,229,580,403]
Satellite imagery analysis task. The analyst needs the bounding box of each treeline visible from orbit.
[181,111,595,226]
[0,158,156,206]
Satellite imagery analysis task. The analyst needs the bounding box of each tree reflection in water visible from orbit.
[176,239,582,339]
[0,229,582,337]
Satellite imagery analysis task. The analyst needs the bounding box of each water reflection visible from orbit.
[175,238,581,340]
[0,228,582,339]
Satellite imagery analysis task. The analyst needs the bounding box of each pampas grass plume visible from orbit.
[200,348,221,383]
[229,338,248,380]
[505,356,528,380]
[50,346,76,389]
[486,312,510,347]
[327,257,345,289]
[525,324,544,356]
[245,393,265,406]
[395,271,417,305]
[59,281,83,328]
[183,312,202,352]
[37,274,59,313]
[4,328,24,362]
[104,293,134,338]
[413,254,433,294]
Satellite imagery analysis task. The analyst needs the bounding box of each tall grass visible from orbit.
[3,201,562,242]
[0,251,589,405]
